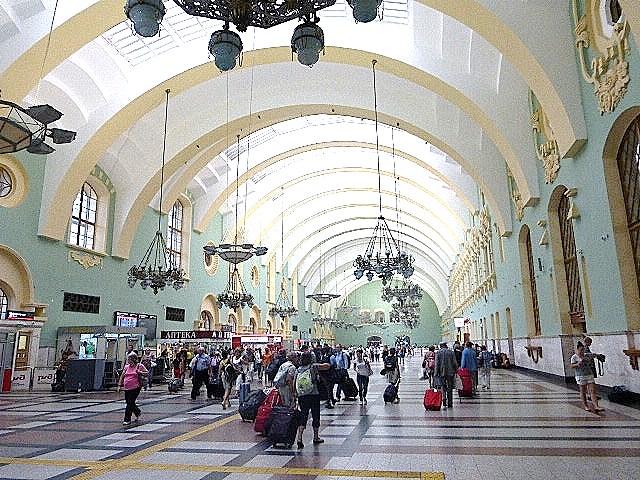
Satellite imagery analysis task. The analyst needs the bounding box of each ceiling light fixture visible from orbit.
[307,244,340,305]
[353,60,415,285]
[203,134,267,264]
[218,265,254,309]
[269,188,299,320]
[125,0,380,68]
[128,89,186,294]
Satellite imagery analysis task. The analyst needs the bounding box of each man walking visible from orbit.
[330,345,350,402]
[190,346,213,400]
[435,342,458,408]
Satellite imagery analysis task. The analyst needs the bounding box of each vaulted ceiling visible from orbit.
[4,0,632,313]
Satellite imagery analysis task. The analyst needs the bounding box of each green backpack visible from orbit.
[296,366,316,396]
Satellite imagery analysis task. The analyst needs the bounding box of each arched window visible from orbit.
[167,200,183,268]
[200,310,213,330]
[519,225,541,336]
[0,167,12,198]
[69,182,98,250]
[558,192,585,330]
[616,116,640,294]
[0,287,8,320]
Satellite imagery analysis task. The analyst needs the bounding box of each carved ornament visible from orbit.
[530,106,561,184]
[572,1,631,114]
[68,250,103,269]
[507,169,525,220]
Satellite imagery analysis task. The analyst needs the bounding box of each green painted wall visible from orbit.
[332,280,441,346]
[462,3,640,342]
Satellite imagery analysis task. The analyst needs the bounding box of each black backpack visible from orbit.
[384,356,396,371]
[266,356,284,380]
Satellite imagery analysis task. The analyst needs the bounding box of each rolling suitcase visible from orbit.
[239,389,267,422]
[341,377,359,400]
[168,378,181,393]
[424,388,442,411]
[239,382,251,405]
[207,377,224,400]
[383,383,398,404]
[266,406,299,448]
[457,368,474,398]
[254,389,282,434]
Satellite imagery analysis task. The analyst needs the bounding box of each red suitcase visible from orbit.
[254,389,282,434]
[424,389,442,411]
[457,368,474,398]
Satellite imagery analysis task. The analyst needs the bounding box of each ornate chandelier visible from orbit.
[128,90,187,294]
[124,0,382,69]
[382,280,422,303]
[306,246,340,304]
[202,134,267,264]
[0,100,76,155]
[218,265,254,309]
[269,202,299,320]
[353,60,415,285]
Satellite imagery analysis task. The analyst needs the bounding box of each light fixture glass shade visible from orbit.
[203,243,267,264]
[209,29,243,71]
[126,0,166,37]
[306,293,341,304]
[291,22,324,67]
[348,0,382,23]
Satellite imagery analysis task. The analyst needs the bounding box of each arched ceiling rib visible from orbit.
[0,0,588,160]
[35,54,521,256]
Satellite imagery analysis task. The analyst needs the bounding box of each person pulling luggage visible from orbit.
[190,346,213,401]
[330,345,350,402]
[434,342,458,408]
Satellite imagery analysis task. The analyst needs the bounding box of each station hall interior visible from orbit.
[1,1,640,479]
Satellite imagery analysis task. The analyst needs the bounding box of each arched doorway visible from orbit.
[200,310,213,330]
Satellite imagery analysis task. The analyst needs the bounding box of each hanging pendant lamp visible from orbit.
[128,90,187,294]
[269,191,298,320]
[353,60,414,285]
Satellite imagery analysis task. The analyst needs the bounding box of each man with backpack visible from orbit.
[330,345,351,402]
[294,352,331,449]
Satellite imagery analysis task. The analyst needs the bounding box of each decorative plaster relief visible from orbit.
[68,250,102,269]
[573,0,631,114]
[564,188,581,220]
[530,104,561,184]
[537,220,549,246]
[507,169,525,220]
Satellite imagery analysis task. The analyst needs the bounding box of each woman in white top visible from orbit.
[353,349,373,404]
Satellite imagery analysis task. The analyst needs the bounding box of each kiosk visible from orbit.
[56,325,146,391]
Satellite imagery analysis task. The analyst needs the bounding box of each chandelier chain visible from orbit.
[372,59,382,216]
[36,0,59,102]
[234,134,240,244]
[158,89,170,235]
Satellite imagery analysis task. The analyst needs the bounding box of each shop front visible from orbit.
[158,329,233,354]
[231,334,284,352]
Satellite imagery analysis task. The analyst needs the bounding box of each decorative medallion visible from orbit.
[69,250,102,269]
[0,166,12,198]
[572,0,630,114]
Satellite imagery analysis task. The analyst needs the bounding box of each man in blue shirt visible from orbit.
[460,341,479,394]
[330,345,350,401]
[189,346,213,400]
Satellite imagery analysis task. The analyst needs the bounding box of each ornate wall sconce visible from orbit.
[537,219,549,246]
[564,188,580,220]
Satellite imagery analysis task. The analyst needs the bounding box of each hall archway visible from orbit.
[602,107,640,330]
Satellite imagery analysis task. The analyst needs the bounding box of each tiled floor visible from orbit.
[1,356,639,480]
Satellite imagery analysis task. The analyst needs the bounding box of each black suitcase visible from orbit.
[383,383,397,404]
[266,406,299,448]
[239,389,267,421]
[207,377,224,399]
[341,377,359,400]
